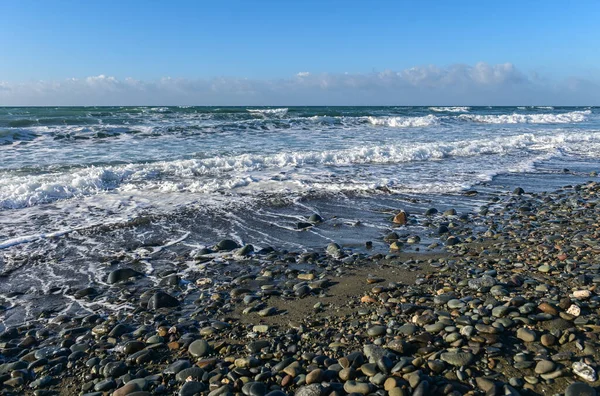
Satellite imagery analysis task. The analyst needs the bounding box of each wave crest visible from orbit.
[429,106,470,112]
[367,115,439,127]
[3,130,600,209]
[247,108,289,116]
[458,110,591,124]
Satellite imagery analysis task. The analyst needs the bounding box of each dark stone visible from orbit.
[445,236,461,246]
[102,361,127,378]
[215,239,240,251]
[179,381,207,396]
[74,287,98,299]
[107,268,144,284]
[147,291,179,310]
[308,214,324,223]
[437,225,449,234]
[94,379,117,392]
[565,382,596,396]
[188,339,210,358]
[123,341,145,355]
[164,360,191,375]
[175,367,205,382]
[237,245,254,256]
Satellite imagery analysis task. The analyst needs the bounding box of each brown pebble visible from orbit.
[541,334,556,346]
[281,374,293,387]
[538,302,558,316]
[393,211,407,225]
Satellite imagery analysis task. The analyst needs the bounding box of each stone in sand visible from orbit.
[107,268,144,284]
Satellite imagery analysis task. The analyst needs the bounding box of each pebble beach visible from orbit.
[2,180,600,396]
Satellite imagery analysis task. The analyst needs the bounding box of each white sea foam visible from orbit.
[429,106,470,112]
[366,115,439,127]
[3,130,600,209]
[247,108,289,116]
[458,110,591,124]
[149,107,170,113]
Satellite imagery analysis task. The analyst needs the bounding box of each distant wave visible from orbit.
[366,115,439,127]
[429,106,470,112]
[458,110,591,124]
[247,108,289,116]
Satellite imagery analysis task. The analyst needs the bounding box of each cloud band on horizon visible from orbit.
[0,62,598,106]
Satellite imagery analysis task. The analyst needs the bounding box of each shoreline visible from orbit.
[1,182,600,395]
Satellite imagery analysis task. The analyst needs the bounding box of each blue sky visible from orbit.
[0,0,599,105]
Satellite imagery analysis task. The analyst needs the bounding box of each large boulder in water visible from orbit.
[147,291,179,310]
[215,239,240,251]
[308,214,323,224]
[107,268,144,284]
[326,243,342,258]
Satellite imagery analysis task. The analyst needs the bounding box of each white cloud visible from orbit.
[0,63,598,105]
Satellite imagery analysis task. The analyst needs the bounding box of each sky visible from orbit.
[0,0,599,105]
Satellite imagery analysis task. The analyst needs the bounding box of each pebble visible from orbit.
[573,361,598,382]
[516,328,537,342]
[534,360,555,374]
[440,351,474,367]
[343,381,372,395]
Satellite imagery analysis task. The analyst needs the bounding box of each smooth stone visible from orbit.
[516,328,537,342]
[179,381,207,396]
[447,299,465,309]
[175,367,205,382]
[113,383,141,396]
[367,326,387,337]
[164,360,191,374]
[534,360,555,374]
[216,239,239,251]
[258,307,276,317]
[94,379,117,392]
[294,384,324,396]
[397,324,418,335]
[475,377,495,392]
[30,376,52,389]
[305,369,324,384]
[343,381,371,395]
[565,382,596,396]
[107,268,143,284]
[102,361,127,378]
[188,340,210,358]
[440,351,474,367]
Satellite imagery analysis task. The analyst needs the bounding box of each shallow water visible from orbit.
[0,106,599,326]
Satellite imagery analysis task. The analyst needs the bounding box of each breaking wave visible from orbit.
[3,130,600,209]
[429,106,470,112]
[366,115,439,127]
[458,110,591,124]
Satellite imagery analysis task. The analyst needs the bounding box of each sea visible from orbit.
[0,105,599,326]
